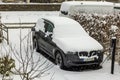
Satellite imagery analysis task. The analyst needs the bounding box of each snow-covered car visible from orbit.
[59,1,114,17]
[32,16,103,69]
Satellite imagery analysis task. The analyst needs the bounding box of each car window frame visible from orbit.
[43,19,55,38]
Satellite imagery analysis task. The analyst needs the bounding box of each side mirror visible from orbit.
[61,11,68,15]
[31,27,35,31]
[45,32,53,39]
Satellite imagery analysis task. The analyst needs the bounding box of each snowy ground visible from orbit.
[0,11,59,23]
[0,11,120,80]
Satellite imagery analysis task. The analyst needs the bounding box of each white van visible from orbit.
[114,3,120,14]
[59,1,114,17]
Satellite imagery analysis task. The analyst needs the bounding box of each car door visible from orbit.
[34,19,49,53]
[43,20,57,57]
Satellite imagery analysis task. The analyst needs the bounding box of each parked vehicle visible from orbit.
[32,16,103,69]
[59,1,114,17]
[114,3,120,14]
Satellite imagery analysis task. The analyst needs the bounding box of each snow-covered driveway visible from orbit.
[0,11,120,80]
[7,29,120,80]
[0,11,59,23]
[52,61,120,80]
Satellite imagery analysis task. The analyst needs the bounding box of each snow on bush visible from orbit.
[72,13,120,64]
[9,31,53,80]
[0,29,54,80]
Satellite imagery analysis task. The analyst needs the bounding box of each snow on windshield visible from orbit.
[53,22,88,38]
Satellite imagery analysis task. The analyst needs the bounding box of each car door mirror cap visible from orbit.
[44,32,53,40]
[45,32,53,37]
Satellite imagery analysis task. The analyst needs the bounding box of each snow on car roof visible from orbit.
[42,16,80,26]
[36,16,82,32]
[60,1,114,11]
[41,16,89,37]
[62,1,113,6]
[115,3,120,7]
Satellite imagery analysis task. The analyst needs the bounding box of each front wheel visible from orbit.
[55,52,65,69]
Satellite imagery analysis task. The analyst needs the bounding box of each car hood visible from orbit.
[52,36,103,53]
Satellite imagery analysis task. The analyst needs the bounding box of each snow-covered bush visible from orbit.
[9,30,53,80]
[0,55,15,77]
[72,13,120,64]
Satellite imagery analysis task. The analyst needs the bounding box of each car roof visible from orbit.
[41,16,79,26]
[62,1,113,6]
[60,1,114,11]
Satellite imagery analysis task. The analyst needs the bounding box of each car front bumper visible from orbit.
[63,52,103,67]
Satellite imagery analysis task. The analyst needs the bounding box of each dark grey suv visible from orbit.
[32,16,103,69]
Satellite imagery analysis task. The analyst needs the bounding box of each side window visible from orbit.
[44,21,54,33]
[44,21,54,37]
[47,24,54,32]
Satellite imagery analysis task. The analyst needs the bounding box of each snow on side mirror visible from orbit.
[45,32,53,38]
[110,25,118,32]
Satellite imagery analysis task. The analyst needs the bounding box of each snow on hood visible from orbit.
[53,36,103,53]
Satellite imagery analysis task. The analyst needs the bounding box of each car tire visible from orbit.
[55,52,65,69]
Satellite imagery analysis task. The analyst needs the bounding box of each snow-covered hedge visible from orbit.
[72,13,120,64]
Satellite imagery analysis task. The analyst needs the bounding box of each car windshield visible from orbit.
[53,23,88,38]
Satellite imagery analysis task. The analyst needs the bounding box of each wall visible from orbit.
[0,3,61,11]
[2,0,120,3]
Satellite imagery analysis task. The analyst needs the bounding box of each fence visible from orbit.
[0,23,9,44]
[0,22,36,44]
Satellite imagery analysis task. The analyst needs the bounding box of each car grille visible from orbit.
[78,51,98,57]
